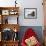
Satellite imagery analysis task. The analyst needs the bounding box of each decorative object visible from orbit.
[15,0,17,7]
[13,32,18,41]
[2,28,13,41]
[1,28,18,41]
[9,10,18,15]
[5,18,8,24]
[24,8,37,19]
[14,28,17,32]
[2,16,8,24]
[2,10,9,15]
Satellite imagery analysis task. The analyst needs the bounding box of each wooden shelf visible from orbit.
[0,7,19,46]
[0,40,19,46]
[2,40,19,42]
[0,24,19,32]
[0,7,19,10]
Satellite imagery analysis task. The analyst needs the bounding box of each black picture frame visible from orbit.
[24,8,37,19]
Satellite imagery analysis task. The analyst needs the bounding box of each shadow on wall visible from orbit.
[18,26,43,44]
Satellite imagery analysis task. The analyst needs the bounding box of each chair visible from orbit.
[21,28,41,46]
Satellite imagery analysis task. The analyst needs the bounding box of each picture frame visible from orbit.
[2,10,9,15]
[24,8,37,19]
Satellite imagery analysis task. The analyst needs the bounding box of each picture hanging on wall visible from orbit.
[24,8,37,19]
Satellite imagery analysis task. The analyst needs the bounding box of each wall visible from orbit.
[17,0,44,26]
[0,0,44,26]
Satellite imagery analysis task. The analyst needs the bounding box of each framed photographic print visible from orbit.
[2,10,9,15]
[24,8,37,19]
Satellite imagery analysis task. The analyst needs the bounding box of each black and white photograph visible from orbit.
[24,8,37,19]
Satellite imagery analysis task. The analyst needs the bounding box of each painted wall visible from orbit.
[17,0,44,26]
[0,0,44,26]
